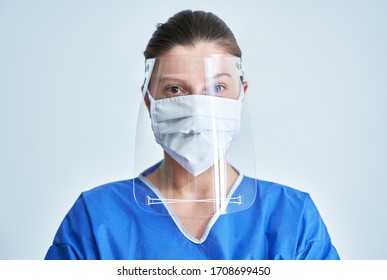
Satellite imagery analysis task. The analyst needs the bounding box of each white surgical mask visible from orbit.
[148,91,243,176]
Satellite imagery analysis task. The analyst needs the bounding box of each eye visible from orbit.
[166,86,185,95]
[207,84,225,96]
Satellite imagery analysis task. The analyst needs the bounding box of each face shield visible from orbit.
[133,55,257,217]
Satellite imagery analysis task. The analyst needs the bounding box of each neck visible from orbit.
[146,152,239,200]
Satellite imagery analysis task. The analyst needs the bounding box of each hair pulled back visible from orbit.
[144,10,241,59]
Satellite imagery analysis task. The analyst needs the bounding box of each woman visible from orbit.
[45,10,339,260]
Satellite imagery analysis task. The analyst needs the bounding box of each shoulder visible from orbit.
[243,176,320,221]
[248,177,329,234]
[71,178,139,218]
[59,178,146,235]
[82,179,134,200]
[252,177,311,205]
[58,179,135,218]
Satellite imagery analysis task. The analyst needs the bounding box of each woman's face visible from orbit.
[148,42,247,100]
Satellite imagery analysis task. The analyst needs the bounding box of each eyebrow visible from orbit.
[211,73,232,80]
[157,76,184,83]
[157,73,232,83]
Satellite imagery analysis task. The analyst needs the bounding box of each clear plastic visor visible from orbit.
[134,56,256,217]
[143,56,243,100]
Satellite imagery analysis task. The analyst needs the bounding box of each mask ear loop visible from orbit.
[147,89,156,103]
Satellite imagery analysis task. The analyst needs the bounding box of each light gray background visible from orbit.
[1,0,386,259]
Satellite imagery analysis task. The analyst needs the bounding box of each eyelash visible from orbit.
[165,86,185,95]
[164,84,227,96]
[207,84,226,95]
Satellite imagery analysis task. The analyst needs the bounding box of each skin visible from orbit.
[142,42,248,239]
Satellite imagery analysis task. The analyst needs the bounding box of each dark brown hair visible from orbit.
[144,10,242,59]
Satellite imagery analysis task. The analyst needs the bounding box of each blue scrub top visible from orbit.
[45,163,339,260]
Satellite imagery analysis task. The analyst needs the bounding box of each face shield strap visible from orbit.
[146,194,244,216]
[146,194,243,206]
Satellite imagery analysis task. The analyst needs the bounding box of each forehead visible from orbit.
[162,42,231,57]
[152,56,239,77]
[153,42,239,76]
